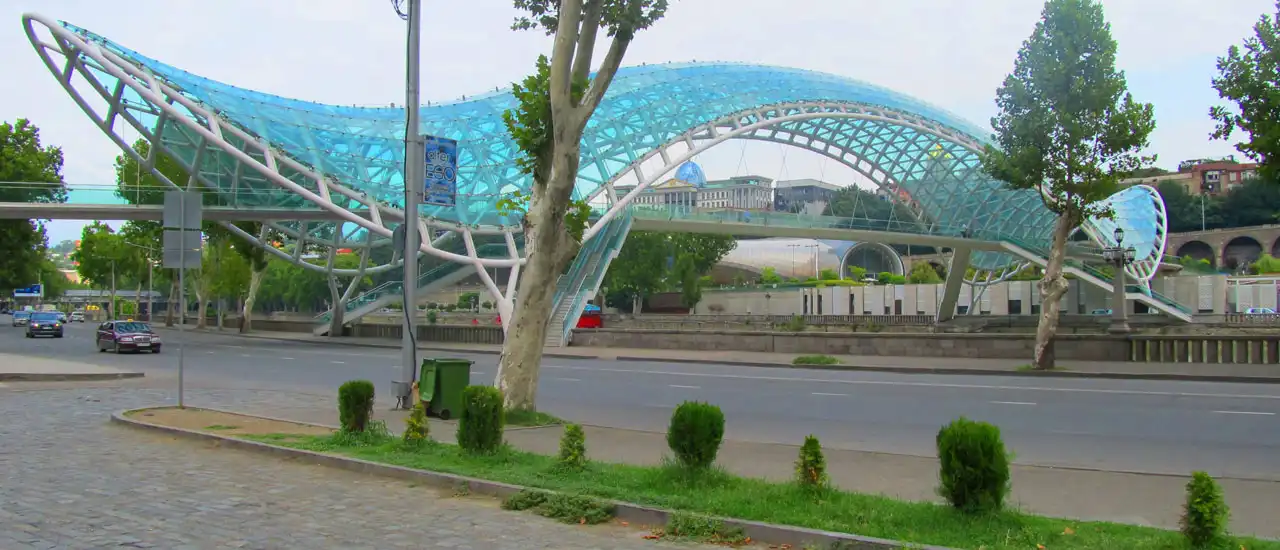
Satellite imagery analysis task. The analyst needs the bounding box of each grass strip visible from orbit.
[505,409,563,427]
[242,433,1277,550]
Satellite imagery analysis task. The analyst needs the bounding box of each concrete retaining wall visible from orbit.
[570,328,1130,361]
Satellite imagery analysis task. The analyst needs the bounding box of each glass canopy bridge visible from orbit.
[21,13,1190,342]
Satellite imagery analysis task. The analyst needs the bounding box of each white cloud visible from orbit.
[1,0,1274,243]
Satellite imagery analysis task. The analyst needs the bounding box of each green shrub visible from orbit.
[427,310,438,324]
[402,402,429,446]
[935,417,1011,514]
[457,385,505,454]
[501,489,613,524]
[793,354,839,366]
[1181,471,1230,548]
[557,423,587,471]
[662,512,747,544]
[337,380,376,433]
[667,401,725,469]
[784,315,806,332]
[795,434,828,490]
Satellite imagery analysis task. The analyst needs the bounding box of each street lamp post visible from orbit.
[391,0,424,410]
[1102,227,1137,334]
[124,241,157,321]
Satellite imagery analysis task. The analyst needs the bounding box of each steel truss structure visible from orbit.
[23,13,1171,332]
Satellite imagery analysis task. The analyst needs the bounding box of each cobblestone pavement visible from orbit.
[0,385,703,550]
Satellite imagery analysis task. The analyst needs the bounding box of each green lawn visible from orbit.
[242,433,1277,550]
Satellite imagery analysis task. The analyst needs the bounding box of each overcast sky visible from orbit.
[0,0,1273,244]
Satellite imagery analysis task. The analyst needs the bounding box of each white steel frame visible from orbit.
[26,13,1162,328]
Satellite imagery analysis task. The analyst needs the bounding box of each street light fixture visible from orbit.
[1101,226,1137,334]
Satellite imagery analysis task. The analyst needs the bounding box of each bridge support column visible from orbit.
[936,247,972,323]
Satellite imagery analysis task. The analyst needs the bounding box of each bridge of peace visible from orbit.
[11,13,1197,343]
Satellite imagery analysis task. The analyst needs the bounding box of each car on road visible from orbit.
[1245,307,1277,315]
[70,311,85,322]
[96,320,161,353]
[26,311,64,338]
[12,311,31,327]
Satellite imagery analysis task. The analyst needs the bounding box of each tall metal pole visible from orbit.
[147,261,153,322]
[397,0,423,409]
[177,193,187,409]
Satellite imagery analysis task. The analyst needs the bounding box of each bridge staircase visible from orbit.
[544,211,634,347]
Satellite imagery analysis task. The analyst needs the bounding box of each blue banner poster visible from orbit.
[423,136,458,207]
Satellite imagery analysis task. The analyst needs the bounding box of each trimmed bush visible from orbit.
[1181,471,1230,548]
[667,401,725,469]
[795,434,828,490]
[557,423,587,471]
[936,417,1011,514]
[337,380,375,433]
[402,402,429,446]
[793,354,839,366]
[457,385,505,454]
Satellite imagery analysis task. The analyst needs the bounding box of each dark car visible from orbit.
[12,311,31,327]
[96,320,162,353]
[26,312,64,338]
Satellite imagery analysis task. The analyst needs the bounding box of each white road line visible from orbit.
[1212,410,1276,416]
[990,401,1037,406]
[331,360,345,364]
[545,364,1280,401]
[669,384,701,390]
[812,392,848,397]
[281,357,295,360]
[555,377,582,382]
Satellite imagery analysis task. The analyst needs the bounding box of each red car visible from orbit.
[95,320,162,354]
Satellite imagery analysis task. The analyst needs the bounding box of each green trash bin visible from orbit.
[418,357,473,420]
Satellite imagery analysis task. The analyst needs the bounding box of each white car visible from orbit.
[70,311,85,322]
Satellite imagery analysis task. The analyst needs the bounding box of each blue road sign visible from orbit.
[13,284,42,298]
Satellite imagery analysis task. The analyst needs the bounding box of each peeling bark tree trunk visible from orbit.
[165,276,177,327]
[495,149,581,412]
[240,266,265,333]
[1032,214,1078,370]
[631,294,642,315]
[327,274,344,337]
[194,277,208,330]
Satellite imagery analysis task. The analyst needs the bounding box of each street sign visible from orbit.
[423,135,457,207]
[162,230,203,269]
[12,284,42,298]
[163,191,202,229]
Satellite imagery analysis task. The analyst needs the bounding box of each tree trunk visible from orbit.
[327,274,344,337]
[240,266,265,333]
[195,284,208,330]
[631,294,642,315]
[165,276,177,327]
[1032,214,1078,370]
[494,149,581,412]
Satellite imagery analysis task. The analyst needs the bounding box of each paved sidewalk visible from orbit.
[166,388,1280,538]
[0,352,143,382]
[204,328,1280,383]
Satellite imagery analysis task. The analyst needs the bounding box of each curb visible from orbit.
[112,405,955,550]
[0,371,144,382]
[228,331,1280,384]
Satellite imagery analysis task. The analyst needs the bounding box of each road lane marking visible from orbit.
[555,377,582,382]
[990,401,1036,406]
[544,365,1280,401]
[669,384,700,390]
[812,392,848,397]
[281,357,295,360]
[1212,410,1275,416]
[331,360,346,364]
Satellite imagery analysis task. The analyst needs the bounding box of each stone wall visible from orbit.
[570,328,1129,361]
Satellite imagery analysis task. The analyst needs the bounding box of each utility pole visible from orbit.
[393,0,423,410]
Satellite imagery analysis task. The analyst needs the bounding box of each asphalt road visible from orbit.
[4,320,1279,479]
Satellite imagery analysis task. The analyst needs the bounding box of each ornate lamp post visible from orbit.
[1102,227,1137,334]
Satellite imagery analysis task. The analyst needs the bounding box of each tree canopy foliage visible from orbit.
[0,119,66,293]
[1211,1,1280,180]
[1157,178,1280,232]
[602,231,735,312]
